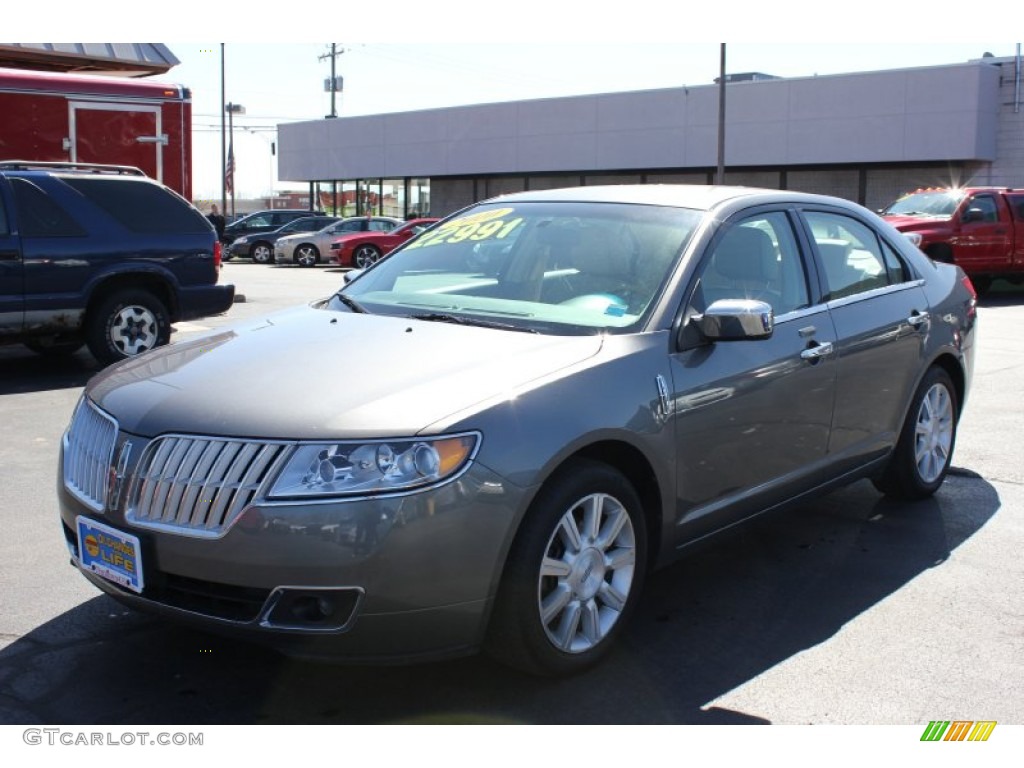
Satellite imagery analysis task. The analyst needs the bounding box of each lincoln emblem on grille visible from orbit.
[108,440,133,512]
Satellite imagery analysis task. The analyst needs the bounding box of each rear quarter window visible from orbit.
[63,177,211,235]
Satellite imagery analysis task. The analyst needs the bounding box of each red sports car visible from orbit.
[331,218,440,268]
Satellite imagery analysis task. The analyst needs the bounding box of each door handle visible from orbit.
[907,311,930,328]
[800,341,834,361]
[0,250,21,261]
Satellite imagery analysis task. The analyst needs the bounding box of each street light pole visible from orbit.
[716,43,726,185]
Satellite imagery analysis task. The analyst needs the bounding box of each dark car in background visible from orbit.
[58,185,975,675]
[226,215,341,263]
[0,160,233,364]
[221,208,323,245]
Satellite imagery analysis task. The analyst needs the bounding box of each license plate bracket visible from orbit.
[76,516,144,594]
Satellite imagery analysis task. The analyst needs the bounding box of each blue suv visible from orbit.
[0,161,234,365]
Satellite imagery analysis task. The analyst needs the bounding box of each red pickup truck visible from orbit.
[882,187,1024,294]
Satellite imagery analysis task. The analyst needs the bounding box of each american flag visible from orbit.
[225,141,235,195]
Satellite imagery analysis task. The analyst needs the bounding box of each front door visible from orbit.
[669,210,837,543]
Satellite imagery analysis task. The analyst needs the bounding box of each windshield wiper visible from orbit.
[410,312,538,333]
[335,293,369,314]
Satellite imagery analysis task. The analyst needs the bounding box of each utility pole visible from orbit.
[319,44,345,118]
[319,44,345,213]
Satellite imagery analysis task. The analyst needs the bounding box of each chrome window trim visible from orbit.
[825,278,926,311]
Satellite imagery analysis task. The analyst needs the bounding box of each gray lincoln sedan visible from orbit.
[58,185,977,676]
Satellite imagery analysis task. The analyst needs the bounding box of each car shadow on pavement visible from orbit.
[0,475,999,725]
[0,347,98,395]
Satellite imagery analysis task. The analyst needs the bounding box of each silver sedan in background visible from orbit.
[275,216,402,267]
[58,185,976,676]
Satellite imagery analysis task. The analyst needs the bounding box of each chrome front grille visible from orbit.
[63,399,118,512]
[126,436,289,538]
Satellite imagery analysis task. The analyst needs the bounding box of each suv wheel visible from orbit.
[86,289,170,365]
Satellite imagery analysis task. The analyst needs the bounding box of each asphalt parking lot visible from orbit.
[1,261,1022,725]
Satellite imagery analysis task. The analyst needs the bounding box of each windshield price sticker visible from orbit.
[406,207,523,250]
[76,516,144,593]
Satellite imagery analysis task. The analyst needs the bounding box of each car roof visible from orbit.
[484,184,858,213]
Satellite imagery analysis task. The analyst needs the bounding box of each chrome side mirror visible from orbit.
[697,299,774,341]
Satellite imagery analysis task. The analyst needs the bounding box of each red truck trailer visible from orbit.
[0,66,192,199]
[882,186,1024,294]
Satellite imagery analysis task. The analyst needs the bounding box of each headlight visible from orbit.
[266,434,478,499]
[902,232,923,248]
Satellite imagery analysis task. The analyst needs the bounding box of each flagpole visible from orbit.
[220,43,226,219]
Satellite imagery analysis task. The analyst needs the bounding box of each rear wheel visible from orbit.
[873,366,958,500]
[295,244,319,267]
[85,289,170,365]
[486,460,647,676]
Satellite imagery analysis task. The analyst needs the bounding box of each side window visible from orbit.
[370,219,394,232]
[338,220,363,232]
[63,178,209,234]
[1006,194,1024,221]
[966,195,998,223]
[880,239,910,284]
[0,192,8,235]
[804,211,890,300]
[696,212,810,316]
[10,178,86,237]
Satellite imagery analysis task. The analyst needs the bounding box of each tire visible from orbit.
[24,336,84,357]
[251,242,274,264]
[486,460,647,676]
[85,289,170,366]
[353,244,381,269]
[873,366,958,500]
[294,244,319,267]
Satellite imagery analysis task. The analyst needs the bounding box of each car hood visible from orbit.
[882,214,949,230]
[87,304,604,440]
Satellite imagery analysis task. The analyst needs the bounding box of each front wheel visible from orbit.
[873,366,958,500]
[251,242,274,264]
[294,244,319,267]
[353,244,381,269]
[486,460,647,676]
[85,289,170,366]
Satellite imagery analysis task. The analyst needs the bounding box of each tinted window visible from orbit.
[11,178,86,237]
[0,193,8,235]
[805,212,891,300]
[64,178,210,234]
[1008,194,1024,221]
[966,195,999,223]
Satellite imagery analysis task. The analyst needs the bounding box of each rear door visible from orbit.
[0,180,23,337]
[800,207,929,469]
[70,101,163,182]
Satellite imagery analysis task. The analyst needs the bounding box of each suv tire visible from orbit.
[86,289,171,365]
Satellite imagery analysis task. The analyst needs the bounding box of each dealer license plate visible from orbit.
[76,516,144,594]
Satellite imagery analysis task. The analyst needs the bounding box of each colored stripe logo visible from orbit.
[921,721,997,741]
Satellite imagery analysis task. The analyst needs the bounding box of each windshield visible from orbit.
[331,201,701,334]
[882,190,964,218]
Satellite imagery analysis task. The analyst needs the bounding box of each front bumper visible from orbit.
[57,429,522,662]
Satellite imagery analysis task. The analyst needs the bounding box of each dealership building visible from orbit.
[278,53,1024,218]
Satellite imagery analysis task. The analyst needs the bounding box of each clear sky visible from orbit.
[13,3,1016,203]
[163,42,1018,203]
